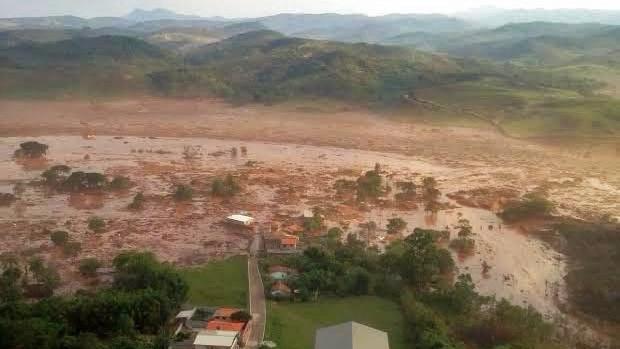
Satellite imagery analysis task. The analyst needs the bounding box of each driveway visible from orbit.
[246,234,266,348]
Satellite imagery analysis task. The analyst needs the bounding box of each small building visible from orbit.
[193,330,239,349]
[280,234,299,250]
[212,307,241,322]
[226,214,254,227]
[270,281,292,298]
[314,322,389,349]
[174,308,197,335]
[268,265,297,280]
[303,209,314,218]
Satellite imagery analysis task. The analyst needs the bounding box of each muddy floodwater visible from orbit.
[0,135,572,319]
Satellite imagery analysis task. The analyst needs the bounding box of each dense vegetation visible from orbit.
[270,229,561,349]
[556,220,620,323]
[0,251,188,349]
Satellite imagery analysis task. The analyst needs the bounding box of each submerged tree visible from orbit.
[14,141,48,158]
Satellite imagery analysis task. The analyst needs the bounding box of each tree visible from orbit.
[173,184,193,201]
[304,207,325,233]
[63,242,82,258]
[422,177,441,213]
[78,258,101,277]
[41,165,71,186]
[211,174,241,197]
[386,217,407,234]
[128,192,145,210]
[63,172,108,192]
[500,193,555,222]
[88,216,106,233]
[50,230,69,246]
[399,229,454,289]
[14,141,48,158]
[110,176,132,190]
[0,264,22,302]
[395,181,416,201]
[28,257,60,296]
[356,170,383,200]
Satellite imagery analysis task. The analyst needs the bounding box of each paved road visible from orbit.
[246,234,266,348]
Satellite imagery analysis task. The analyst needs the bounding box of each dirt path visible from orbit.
[247,234,266,348]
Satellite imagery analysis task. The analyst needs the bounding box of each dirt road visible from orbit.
[246,234,266,348]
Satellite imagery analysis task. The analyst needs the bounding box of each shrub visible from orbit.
[63,242,82,257]
[211,175,241,197]
[128,192,145,210]
[387,217,407,234]
[449,237,476,254]
[500,193,554,222]
[79,258,102,277]
[356,170,383,200]
[14,141,48,158]
[50,230,69,246]
[88,217,106,233]
[173,184,193,201]
[63,172,108,192]
[110,176,132,190]
[41,165,71,186]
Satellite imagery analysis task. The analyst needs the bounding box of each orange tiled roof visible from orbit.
[206,320,245,332]
[213,307,241,319]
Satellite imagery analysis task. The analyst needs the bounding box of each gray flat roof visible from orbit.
[314,321,389,349]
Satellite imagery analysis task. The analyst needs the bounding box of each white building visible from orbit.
[193,330,240,349]
[314,322,389,349]
[226,214,255,226]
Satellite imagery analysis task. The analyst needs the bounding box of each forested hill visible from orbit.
[0,30,618,137]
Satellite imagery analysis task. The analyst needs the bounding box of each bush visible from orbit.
[211,175,241,197]
[14,141,48,158]
[173,184,193,201]
[449,238,475,254]
[356,170,383,200]
[88,217,106,233]
[500,193,554,222]
[79,258,102,277]
[128,192,145,210]
[387,217,407,234]
[63,242,82,257]
[41,165,71,186]
[50,231,69,246]
[110,176,131,190]
[63,172,108,192]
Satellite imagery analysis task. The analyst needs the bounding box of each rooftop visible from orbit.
[227,214,254,223]
[206,320,246,332]
[194,330,239,347]
[176,308,197,319]
[213,307,242,319]
[314,321,389,349]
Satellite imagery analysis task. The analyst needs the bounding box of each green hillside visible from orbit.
[0,36,174,98]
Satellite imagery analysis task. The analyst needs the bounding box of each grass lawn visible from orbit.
[265,296,406,349]
[180,255,248,308]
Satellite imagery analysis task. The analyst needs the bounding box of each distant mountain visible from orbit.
[457,7,620,26]
[124,8,201,22]
[258,13,472,43]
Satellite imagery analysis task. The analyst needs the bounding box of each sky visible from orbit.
[1,0,620,18]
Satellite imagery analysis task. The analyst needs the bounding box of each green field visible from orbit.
[265,296,407,349]
[180,255,248,308]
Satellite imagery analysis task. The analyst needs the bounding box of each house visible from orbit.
[226,214,254,227]
[270,281,292,298]
[212,307,241,322]
[314,322,389,349]
[193,330,240,349]
[280,234,299,250]
[264,233,299,253]
[173,308,197,335]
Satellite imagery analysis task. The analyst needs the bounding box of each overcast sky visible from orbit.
[2,0,620,18]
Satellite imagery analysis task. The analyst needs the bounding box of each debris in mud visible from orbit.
[0,193,17,206]
[447,187,519,211]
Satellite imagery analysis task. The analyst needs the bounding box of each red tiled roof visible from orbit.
[206,320,245,332]
[281,236,298,246]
